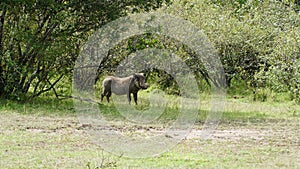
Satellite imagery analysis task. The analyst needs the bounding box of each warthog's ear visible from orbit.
[133,73,139,80]
[136,72,145,77]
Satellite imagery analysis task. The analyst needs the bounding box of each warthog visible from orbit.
[101,73,149,104]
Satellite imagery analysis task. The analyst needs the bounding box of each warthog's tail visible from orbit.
[101,78,112,103]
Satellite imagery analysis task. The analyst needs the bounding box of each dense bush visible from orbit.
[161,0,299,102]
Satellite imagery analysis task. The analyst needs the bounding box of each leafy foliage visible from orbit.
[0,0,168,100]
[162,0,300,102]
[1,0,299,103]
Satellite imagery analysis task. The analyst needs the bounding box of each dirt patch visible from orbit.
[1,112,299,146]
[187,128,268,141]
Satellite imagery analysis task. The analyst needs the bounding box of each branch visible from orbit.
[0,10,6,54]
[31,74,64,98]
[47,78,59,98]
[60,95,100,104]
[22,12,52,64]
[22,66,39,93]
[42,22,59,42]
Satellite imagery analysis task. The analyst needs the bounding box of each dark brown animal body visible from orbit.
[101,73,149,104]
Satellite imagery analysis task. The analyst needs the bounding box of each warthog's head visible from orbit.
[133,73,149,90]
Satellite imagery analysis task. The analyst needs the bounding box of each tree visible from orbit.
[0,0,169,100]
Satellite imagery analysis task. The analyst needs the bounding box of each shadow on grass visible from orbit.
[1,96,298,125]
[0,97,75,116]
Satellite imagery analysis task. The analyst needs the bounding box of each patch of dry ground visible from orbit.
[1,112,299,144]
[0,112,299,168]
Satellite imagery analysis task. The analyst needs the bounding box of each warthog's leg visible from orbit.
[100,93,105,102]
[106,91,111,103]
[101,88,107,102]
[127,93,131,104]
[101,78,112,103]
[133,92,138,105]
[101,89,111,103]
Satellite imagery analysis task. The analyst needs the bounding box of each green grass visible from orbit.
[0,96,299,168]
[0,97,75,116]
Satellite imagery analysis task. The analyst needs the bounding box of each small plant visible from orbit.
[87,150,118,169]
[253,88,274,102]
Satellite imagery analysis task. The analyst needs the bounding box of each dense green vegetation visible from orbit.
[0,0,299,103]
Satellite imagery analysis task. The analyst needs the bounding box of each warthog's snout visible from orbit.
[137,80,149,90]
[141,83,149,89]
[101,73,149,105]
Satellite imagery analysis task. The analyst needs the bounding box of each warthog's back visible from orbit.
[104,76,132,95]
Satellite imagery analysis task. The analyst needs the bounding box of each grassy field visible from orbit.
[0,96,299,169]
